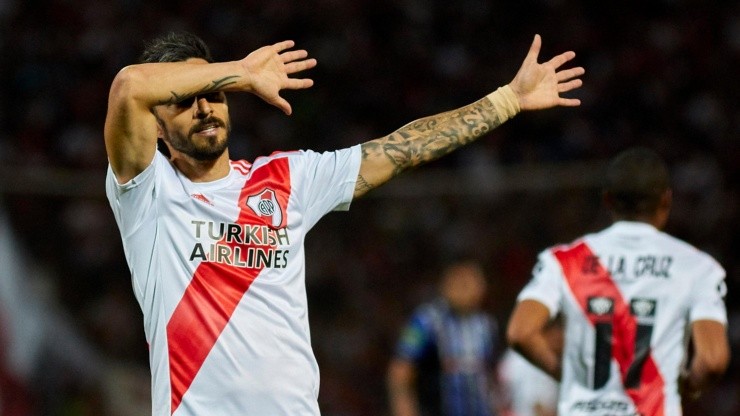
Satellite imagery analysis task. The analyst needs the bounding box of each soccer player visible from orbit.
[506,147,730,416]
[104,31,583,416]
[387,260,498,416]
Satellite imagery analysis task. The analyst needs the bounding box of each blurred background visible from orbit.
[0,0,737,415]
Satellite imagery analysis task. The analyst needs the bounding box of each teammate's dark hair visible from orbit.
[604,147,670,217]
[139,31,213,64]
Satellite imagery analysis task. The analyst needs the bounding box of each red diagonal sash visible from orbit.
[166,158,290,414]
[554,241,665,416]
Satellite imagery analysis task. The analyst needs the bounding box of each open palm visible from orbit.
[242,40,317,115]
[509,35,585,111]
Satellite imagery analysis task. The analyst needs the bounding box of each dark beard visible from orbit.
[184,135,229,161]
[165,117,230,161]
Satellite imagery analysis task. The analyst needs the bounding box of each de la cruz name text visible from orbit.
[582,254,673,279]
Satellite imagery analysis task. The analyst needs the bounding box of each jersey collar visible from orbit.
[608,221,659,234]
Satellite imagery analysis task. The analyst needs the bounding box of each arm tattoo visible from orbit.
[355,174,374,195]
[158,75,240,105]
[358,97,504,193]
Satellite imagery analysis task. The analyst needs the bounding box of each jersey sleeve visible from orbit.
[688,255,728,324]
[292,145,361,230]
[395,309,434,362]
[516,249,564,318]
[105,152,163,238]
[106,154,165,299]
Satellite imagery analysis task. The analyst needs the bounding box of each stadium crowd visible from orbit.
[0,0,737,415]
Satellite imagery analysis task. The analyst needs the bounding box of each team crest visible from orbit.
[630,298,656,318]
[246,188,284,228]
[587,296,614,316]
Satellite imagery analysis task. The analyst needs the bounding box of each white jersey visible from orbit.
[106,147,361,416]
[518,221,727,416]
[498,349,558,416]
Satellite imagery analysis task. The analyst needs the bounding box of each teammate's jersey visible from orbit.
[395,299,498,416]
[106,146,361,416]
[498,349,558,416]
[518,221,727,416]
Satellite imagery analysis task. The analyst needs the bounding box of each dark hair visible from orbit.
[604,146,670,217]
[139,31,213,64]
[140,32,213,159]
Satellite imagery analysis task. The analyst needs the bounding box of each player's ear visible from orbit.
[659,189,672,211]
[651,189,673,230]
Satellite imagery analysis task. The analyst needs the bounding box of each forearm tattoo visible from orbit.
[157,75,240,105]
[355,175,373,195]
[357,97,503,194]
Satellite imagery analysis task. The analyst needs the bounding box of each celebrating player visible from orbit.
[104,31,583,415]
[506,147,730,416]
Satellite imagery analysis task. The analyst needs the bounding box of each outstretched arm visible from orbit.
[104,40,316,183]
[354,34,584,198]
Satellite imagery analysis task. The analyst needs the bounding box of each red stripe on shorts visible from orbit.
[553,241,665,416]
[166,157,291,414]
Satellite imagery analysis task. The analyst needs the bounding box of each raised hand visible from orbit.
[241,40,317,115]
[508,34,585,111]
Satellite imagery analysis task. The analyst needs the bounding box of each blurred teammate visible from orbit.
[388,260,499,416]
[506,147,730,416]
[104,31,583,415]
[497,319,561,416]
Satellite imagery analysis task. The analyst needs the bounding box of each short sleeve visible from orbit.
[105,152,163,238]
[688,256,728,324]
[292,146,361,229]
[395,310,434,362]
[516,249,564,318]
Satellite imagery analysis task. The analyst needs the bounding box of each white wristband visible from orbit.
[485,85,520,123]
